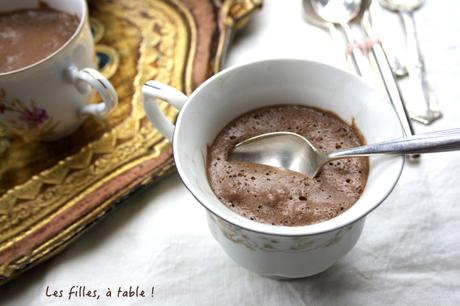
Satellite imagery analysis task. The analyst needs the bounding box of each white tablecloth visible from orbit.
[1,1,460,305]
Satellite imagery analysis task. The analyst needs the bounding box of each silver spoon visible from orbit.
[229,130,460,177]
[310,0,372,79]
[379,0,442,125]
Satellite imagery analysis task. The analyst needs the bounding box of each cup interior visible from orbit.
[0,0,85,75]
[174,59,404,236]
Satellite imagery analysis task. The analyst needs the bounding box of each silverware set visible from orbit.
[303,0,442,145]
[229,1,456,171]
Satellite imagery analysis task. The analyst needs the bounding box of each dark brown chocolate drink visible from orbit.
[207,105,369,226]
[0,5,80,73]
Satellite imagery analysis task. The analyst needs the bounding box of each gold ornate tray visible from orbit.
[0,0,261,284]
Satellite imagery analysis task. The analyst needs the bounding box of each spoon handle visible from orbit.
[400,11,442,125]
[361,12,416,139]
[340,23,373,80]
[328,129,460,158]
[361,11,421,161]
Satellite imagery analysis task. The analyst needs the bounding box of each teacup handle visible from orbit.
[67,65,118,117]
[142,80,188,141]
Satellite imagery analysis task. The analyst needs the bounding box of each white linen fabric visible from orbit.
[1,1,459,305]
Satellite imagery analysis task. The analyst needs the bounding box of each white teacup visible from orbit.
[0,0,117,141]
[142,59,404,278]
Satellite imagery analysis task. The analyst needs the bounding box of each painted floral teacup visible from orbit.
[142,59,404,278]
[0,0,117,141]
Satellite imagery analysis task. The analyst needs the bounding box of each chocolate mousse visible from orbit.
[206,105,369,226]
[0,4,80,73]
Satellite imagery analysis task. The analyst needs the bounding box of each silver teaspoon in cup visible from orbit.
[229,129,460,177]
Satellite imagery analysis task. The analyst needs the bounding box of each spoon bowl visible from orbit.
[230,132,328,177]
[303,0,333,28]
[311,0,362,24]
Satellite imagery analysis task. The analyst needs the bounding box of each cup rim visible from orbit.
[0,0,87,77]
[173,58,405,237]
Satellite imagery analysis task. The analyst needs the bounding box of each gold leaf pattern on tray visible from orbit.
[0,0,192,245]
[0,0,261,284]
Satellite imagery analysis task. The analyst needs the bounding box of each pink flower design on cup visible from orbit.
[19,108,49,127]
[0,89,59,138]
